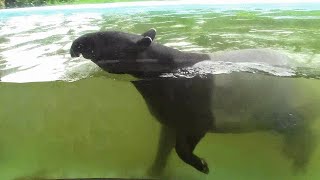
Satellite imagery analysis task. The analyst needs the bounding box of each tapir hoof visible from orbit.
[147,164,163,177]
[199,158,210,174]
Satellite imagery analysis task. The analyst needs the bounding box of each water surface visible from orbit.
[1,2,320,82]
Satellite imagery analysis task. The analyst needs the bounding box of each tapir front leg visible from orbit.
[175,132,209,174]
[148,126,175,176]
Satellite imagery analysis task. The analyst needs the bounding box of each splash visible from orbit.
[161,60,296,78]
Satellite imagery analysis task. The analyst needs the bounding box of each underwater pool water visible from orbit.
[0,1,320,180]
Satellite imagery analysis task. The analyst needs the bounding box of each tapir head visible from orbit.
[70,28,157,62]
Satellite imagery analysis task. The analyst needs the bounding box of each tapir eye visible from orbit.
[77,44,84,49]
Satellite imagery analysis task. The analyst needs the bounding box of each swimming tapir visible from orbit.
[70,29,312,175]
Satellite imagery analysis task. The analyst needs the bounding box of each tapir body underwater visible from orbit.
[70,29,311,175]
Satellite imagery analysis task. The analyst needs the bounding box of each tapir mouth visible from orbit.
[70,48,80,58]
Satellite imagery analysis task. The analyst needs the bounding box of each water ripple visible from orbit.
[0,3,320,82]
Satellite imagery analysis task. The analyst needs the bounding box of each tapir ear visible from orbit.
[141,28,156,40]
[137,36,153,48]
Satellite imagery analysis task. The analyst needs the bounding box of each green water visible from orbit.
[1,77,320,180]
[1,2,320,180]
